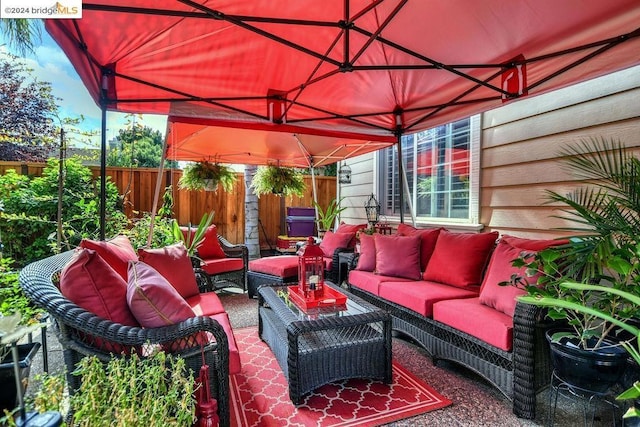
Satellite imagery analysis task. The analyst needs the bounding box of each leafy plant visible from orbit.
[172,210,215,257]
[178,161,237,192]
[0,257,44,325]
[505,138,640,349]
[24,352,197,426]
[250,165,306,197]
[124,213,177,250]
[313,197,346,232]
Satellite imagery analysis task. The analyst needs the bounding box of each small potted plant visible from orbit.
[250,165,306,197]
[313,197,346,237]
[178,161,237,192]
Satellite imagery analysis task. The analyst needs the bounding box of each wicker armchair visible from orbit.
[19,250,231,427]
[182,226,248,293]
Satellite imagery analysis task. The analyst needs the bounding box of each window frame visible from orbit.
[376,115,481,228]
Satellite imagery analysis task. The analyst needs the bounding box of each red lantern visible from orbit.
[298,237,325,299]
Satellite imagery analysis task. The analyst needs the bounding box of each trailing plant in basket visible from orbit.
[178,161,237,192]
[250,165,306,197]
[504,138,640,350]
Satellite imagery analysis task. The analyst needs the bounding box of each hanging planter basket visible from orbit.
[250,165,306,197]
[178,161,236,192]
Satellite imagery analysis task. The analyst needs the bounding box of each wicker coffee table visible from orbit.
[258,282,392,405]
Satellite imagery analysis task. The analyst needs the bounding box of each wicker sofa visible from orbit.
[19,244,239,427]
[346,225,562,420]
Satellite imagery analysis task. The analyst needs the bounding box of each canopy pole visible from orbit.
[146,134,169,247]
[396,134,405,223]
[99,86,107,240]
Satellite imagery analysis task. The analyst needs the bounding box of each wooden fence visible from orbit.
[0,161,337,248]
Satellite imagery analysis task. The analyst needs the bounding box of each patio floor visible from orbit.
[25,290,622,426]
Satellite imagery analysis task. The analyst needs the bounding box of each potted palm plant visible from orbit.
[313,197,346,237]
[506,138,640,394]
[250,165,306,197]
[178,161,237,192]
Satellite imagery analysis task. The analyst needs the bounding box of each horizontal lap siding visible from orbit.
[481,66,640,239]
[337,152,375,226]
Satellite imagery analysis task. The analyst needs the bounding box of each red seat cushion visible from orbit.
[319,231,354,258]
[79,235,138,281]
[355,234,376,272]
[210,312,242,375]
[378,280,478,317]
[348,270,411,296]
[185,293,226,317]
[137,243,200,299]
[248,255,299,278]
[433,297,514,351]
[201,257,245,275]
[423,230,499,289]
[374,234,422,280]
[396,224,442,271]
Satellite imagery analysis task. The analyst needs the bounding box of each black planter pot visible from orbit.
[0,342,41,412]
[547,329,628,394]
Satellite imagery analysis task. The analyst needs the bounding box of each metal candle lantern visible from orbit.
[365,193,380,227]
[298,237,325,298]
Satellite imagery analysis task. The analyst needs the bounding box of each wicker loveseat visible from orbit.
[347,226,562,420]
[19,249,233,427]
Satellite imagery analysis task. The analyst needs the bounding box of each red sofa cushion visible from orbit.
[348,270,411,296]
[60,249,139,354]
[423,230,499,289]
[60,248,138,327]
[355,233,376,272]
[374,234,422,280]
[378,280,479,317]
[210,312,242,375]
[185,293,226,316]
[336,222,368,247]
[201,258,245,276]
[433,297,514,351]
[478,240,529,317]
[248,255,299,278]
[79,235,137,281]
[137,243,200,299]
[319,231,354,258]
[396,224,442,271]
[182,224,227,259]
[501,235,569,251]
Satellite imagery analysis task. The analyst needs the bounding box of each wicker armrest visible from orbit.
[328,247,354,282]
[218,235,249,265]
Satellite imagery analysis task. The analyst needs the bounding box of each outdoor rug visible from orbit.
[229,327,452,426]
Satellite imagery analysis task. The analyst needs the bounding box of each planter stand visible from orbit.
[547,370,621,426]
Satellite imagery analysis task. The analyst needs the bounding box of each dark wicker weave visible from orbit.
[19,250,231,427]
[195,235,248,293]
[258,283,392,405]
[348,284,553,420]
[247,270,298,299]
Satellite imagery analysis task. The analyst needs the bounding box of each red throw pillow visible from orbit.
[374,234,422,280]
[478,240,531,317]
[126,261,196,328]
[396,223,442,271]
[336,222,368,247]
[355,233,376,272]
[137,243,200,299]
[80,235,137,281]
[501,235,569,251]
[181,224,226,259]
[60,248,138,327]
[319,231,355,258]
[423,230,499,288]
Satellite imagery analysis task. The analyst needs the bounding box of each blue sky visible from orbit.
[0,27,168,148]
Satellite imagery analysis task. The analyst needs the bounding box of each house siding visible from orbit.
[340,65,640,238]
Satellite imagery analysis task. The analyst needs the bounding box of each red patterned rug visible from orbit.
[229,327,452,426]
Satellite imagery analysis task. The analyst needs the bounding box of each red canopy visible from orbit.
[46,0,640,161]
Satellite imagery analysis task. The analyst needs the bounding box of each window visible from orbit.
[378,116,480,224]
